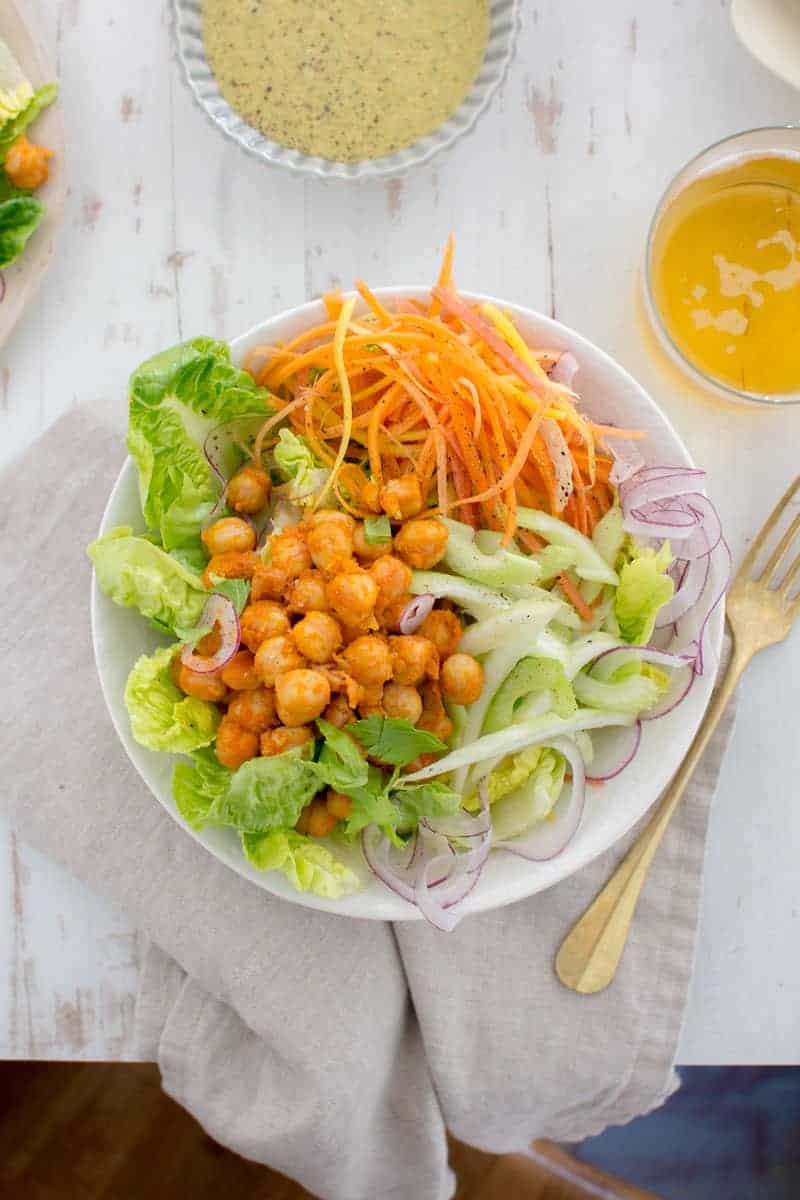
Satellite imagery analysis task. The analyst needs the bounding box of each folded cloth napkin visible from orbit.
[1,409,736,1200]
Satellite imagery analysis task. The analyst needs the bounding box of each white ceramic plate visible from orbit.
[91,290,724,921]
[0,0,65,347]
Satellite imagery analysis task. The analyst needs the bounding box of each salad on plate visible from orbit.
[89,243,729,929]
[0,38,56,271]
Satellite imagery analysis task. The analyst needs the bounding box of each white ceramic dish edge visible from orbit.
[91,289,724,922]
[173,0,519,181]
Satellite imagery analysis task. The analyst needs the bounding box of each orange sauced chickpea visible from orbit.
[340,635,393,687]
[215,717,259,769]
[326,790,353,820]
[292,611,342,663]
[419,609,462,659]
[261,725,314,757]
[376,593,412,633]
[394,519,449,569]
[226,465,271,514]
[254,634,306,687]
[227,687,278,734]
[352,522,393,562]
[240,601,290,652]
[318,666,365,711]
[389,635,439,686]
[268,527,312,579]
[323,693,357,728]
[5,136,52,191]
[440,653,484,705]
[382,682,423,724]
[418,681,453,742]
[201,551,259,587]
[275,668,331,726]
[306,797,338,838]
[327,570,378,627]
[306,509,355,533]
[221,649,260,691]
[287,569,329,613]
[173,659,229,703]
[201,516,257,556]
[307,518,354,573]
[360,480,382,513]
[295,805,312,834]
[251,562,290,602]
[369,555,413,604]
[379,473,424,521]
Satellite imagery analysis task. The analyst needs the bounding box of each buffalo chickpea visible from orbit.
[215,718,259,769]
[251,562,289,602]
[306,798,338,838]
[202,551,259,587]
[323,693,356,728]
[394,519,449,569]
[254,635,306,687]
[327,571,378,626]
[268,527,312,579]
[292,612,342,663]
[326,790,353,820]
[295,805,312,834]
[382,682,423,724]
[379,473,424,521]
[226,465,271,514]
[369,555,413,604]
[352,523,393,562]
[287,570,329,613]
[221,650,260,691]
[201,516,256,557]
[275,669,331,726]
[4,136,51,191]
[308,520,354,573]
[419,609,462,659]
[377,593,412,633]
[260,725,313,756]
[174,660,228,703]
[227,687,278,734]
[306,509,355,533]
[440,653,484,705]
[240,601,290,652]
[194,625,222,658]
[340,635,393,687]
[361,480,382,513]
[418,682,453,742]
[389,635,439,686]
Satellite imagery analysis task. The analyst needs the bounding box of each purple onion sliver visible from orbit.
[399,593,435,635]
[549,349,579,388]
[585,722,642,781]
[693,537,732,676]
[641,666,696,720]
[656,553,710,628]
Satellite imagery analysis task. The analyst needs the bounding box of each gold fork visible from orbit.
[555,475,800,995]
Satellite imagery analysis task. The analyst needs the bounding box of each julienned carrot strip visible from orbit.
[367,384,401,486]
[558,573,594,623]
[355,279,393,326]
[323,291,343,322]
[313,296,356,509]
[429,233,455,316]
[517,529,546,554]
[452,401,544,510]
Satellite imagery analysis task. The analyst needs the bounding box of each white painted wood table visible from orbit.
[2,0,799,1064]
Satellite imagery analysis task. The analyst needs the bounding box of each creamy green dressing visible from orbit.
[203,0,490,162]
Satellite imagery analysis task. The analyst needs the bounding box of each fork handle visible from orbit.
[555,642,747,994]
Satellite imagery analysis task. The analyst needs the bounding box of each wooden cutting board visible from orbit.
[0,0,65,349]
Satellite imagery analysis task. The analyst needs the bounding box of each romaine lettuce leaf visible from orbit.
[127,338,270,559]
[88,527,208,634]
[124,645,220,753]
[273,429,329,506]
[0,82,57,162]
[614,540,674,645]
[0,39,33,126]
[173,745,321,834]
[242,830,359,897]
[173,748,230,829]
[0,193,43,267]
[490,746,566,839]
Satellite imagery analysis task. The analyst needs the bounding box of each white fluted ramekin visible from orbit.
[173,0,519,181]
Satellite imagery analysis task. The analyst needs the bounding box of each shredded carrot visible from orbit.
[249,243,641,545]
[558,573,594,623]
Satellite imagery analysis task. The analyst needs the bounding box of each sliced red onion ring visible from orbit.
[399,594,435,635]
[656,553,710,628]
[494,737,586,862]
[588,644,695,680]
[549,350,579,388]
[688,536,731,676]
[607,438,646,486]
[621,470,708,509]
[585,721,642,781]
[361,827,416,903]
[179,594,240,674]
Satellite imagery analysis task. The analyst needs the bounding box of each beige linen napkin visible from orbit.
[0,410,736,1200]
